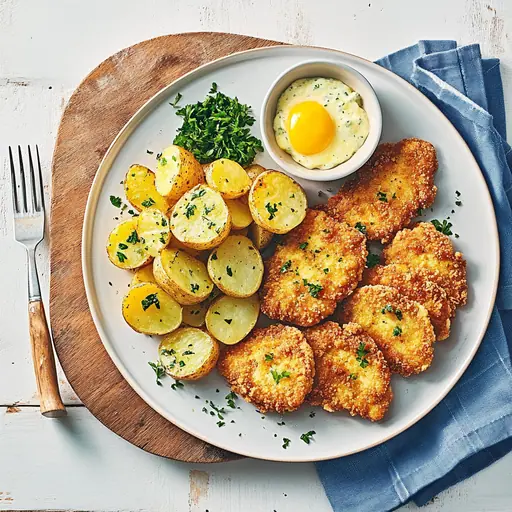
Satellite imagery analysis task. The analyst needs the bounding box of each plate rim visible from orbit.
[81,42,500,462]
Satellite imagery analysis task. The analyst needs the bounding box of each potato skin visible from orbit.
[155,145,205,203]
[153,248,213,305]
[159,327,219,380]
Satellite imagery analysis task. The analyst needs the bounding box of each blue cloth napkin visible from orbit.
[316,40,512,512]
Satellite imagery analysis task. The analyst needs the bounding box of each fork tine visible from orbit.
[9,146,20,213]
[27,146,39,211]
[35,145,45,210]
[17,145,28,213]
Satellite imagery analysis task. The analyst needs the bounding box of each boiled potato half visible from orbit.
[155,145,204,203]
[153,247,213,305]
[207,235,264,297]
[170,184,231,250]
[122,282,182,335]
[158,327,219,380]
[249,222,274,250]
[182,302,209,328]
[204,159,251,199]
[131,264,156,286]
[137,208,171,257]
[107,218,151,270]
[249,170,307,234]
[205,294,260,345]
[225,198,253,230]
[124,164,170,213]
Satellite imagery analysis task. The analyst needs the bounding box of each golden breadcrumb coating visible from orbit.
[321,138,438,243]
[363,264,452,341]
[339,285,435,376]
[217,324,314,413]
[305,321,392,421]
[382,222,467,309]
[260,209,367,327]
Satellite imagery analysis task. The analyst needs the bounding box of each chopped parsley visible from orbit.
[141,197,155,207]
[190,283,199,293]
[141,293,160,311]
[126,230,139,244]
[226,266,233,277]
[217,421,225,428]
[376,191,387,202]
[323,268,329,274]
[161,218,168,226]
[431,219,453,236]
[171,380,184,390]
[184,203,197,219]
[302,279,322,298]
[170,92,182,108]
[118,243,128,250]
[280,260,292,273]
[211,252,218,260]
[354,222,367,234]
[300,430,316,444]
[348,373,358,380]
[299,242,309,250]
[225,391,237,409]
[224,318,233,324]
[160,157,168,166]
[356,342,370,368]
[393,326,403,336]
[148,361,165,386]
[366,253,380,268]
[265,353,274,361]
[270,368,291,385]
[146,149,154,155]
[173,84,263,166]
[110,195,122,208]
[116,252,127,263]
[191,188,206,200]
[282,438,291,449]
[265,202,278,220]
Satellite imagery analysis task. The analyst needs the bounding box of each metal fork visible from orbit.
[9,146,66,417]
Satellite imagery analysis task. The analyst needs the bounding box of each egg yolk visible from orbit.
[287,101,335,155]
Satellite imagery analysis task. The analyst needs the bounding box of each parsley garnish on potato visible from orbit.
[173,84,263,166]
[141,293,160,311]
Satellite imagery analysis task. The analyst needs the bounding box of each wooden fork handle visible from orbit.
[28,300,67,417]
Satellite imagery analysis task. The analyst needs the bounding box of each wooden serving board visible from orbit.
[50,32,283,463]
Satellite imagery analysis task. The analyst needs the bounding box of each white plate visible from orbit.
[82,46,499,462]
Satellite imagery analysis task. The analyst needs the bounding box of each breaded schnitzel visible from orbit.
[363,264,452,341]
[339,285,435,376]
[305,322,392,421]
[217,324,314,413]
[260,209,367,327]
[321,138,438,243]
[382,222,467,309]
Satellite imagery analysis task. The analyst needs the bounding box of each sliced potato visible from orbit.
[169,238,203,258]
[182,302,209,327]
[122,282,182,335]
[207,235,264,297]
[249,170,308,234]
[153,247,213,305]
[131,265,156,286]
[226,198,253,230]
[124,165,170,213]
[204,159,251,199]
[249,222,274,250]
[136,208,171,257]
[107,219,151,270]
[232,227,249,237]
[245,163,266,182]
[206,294,260,345]
[170,184,231,250]
[158,327,219,380]
[155,145,204,202]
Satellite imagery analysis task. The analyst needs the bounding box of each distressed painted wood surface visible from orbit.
[0,0,511,510]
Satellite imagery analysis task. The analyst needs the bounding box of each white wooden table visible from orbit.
[1,1,511,510]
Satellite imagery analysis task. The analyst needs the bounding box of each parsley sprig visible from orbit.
[173,84,263,166]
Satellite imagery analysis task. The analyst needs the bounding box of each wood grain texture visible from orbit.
[49,32,283,463]
[28,300,66,417]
